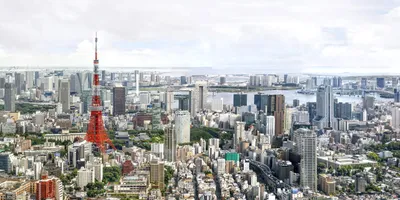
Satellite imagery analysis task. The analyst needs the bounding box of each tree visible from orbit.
[317,163,326,174]
[367,152,380,161]
[103,166,121,183]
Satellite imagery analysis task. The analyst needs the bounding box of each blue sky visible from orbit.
[1,0,400,74]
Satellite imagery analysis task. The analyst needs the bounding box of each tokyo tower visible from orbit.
[85,33,115,153]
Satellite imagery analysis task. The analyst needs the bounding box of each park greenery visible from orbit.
[103,166,121,183]
[60,169,78,186]
[164,165,174,187]
[13,103,56,114]
[366,141,400,159]
[85,180,106,197]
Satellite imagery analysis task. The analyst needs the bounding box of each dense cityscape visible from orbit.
[3,1,400,199]
[0,34,400,200]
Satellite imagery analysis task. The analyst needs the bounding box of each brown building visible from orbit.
[318,174,336,195]
[122,160,134,175]
[113,85,126,116]
[267,94,285,136]
[133,113,152,128]
[150,159,164,189]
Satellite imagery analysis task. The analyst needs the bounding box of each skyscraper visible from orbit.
[267,95,285,136]
[233,93,247,107]
[58,79,70,113]
[195,82,208,110]
[264,116,275,139]
[313,85,335,129]
[337,77,343,88]
[220,76,226,85]
[293,99,300,107]
[334,102,352,120]
[361,77,367,89]
[0,77,5,88]
[377,77,385,88]
[180,76,187,85]
[135,70,140,96]
[4,83,15,112]
[395,89,400,103]
[254,93,268,111]
[164,125,176,162]
[234,121,246,150]
[26,71,34,89]
[392,107,400,130]
[175,110,191,144]
[113,85,126,116]
[296,129,317,191]
[14,72,24,95]
[164,89,174,114]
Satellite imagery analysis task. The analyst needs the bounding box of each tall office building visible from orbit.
[26,71,34,89]
[254,93,268,111]
[392,107,400,130]
[334,102,352,120]
[58,79,70,113]
[165,90,174,114]
[110,73,116,81]
[296,129,317,191]
[284,74,288,83]
[376,77,385,89]
[150,159,165,188]
[0,77,5,88]
[267,95,285,136]
[113,85,126,116]
[393,77,398,87]
[337,76,343,88]
[34,71,40,86]
[264,116,275,139]
[4,83,15,112]
[14,72,24,95]
[395,89,400,103]
[234,121,246,150]
[180,76,187,85]
[293,99,300,107]
[220,76,226,85]
[363,95,375,113]
[135,70,140,96]
[361,78,367,89]
[332,77,338,88]
[175,110,191,144]
[164,125,177,162]
[233,93,247,107]
[195,82,208,110]
[313,85,335,129]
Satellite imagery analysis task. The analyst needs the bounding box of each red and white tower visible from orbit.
[85,33,115,152]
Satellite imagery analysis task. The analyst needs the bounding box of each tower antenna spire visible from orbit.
[95,32,98,61]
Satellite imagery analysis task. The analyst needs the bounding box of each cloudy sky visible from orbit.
[1,0,400,74]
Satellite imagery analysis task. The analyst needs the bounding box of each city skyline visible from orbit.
[1,1,400,74]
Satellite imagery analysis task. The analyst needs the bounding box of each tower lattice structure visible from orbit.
[85,33,115,153]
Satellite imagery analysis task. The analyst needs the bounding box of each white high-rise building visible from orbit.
[77,167,95,188]
[292,111,310,124]
[313,85,335,129]
[217,158,226,175]
[165,90,174,114]
[25,71,35,89]
[135,70,140,96]
[43,76,53,91]
[175,110,191,144]
[234,121,246,150]
[211,98,223,112]
[86,157,103,182]
[296,129,317,192]
[265,116,275,137]
[392,107,400,130]
[139,92,151,104]
[194,82,208,112]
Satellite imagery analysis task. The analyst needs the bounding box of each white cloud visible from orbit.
[0,0,399,74]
